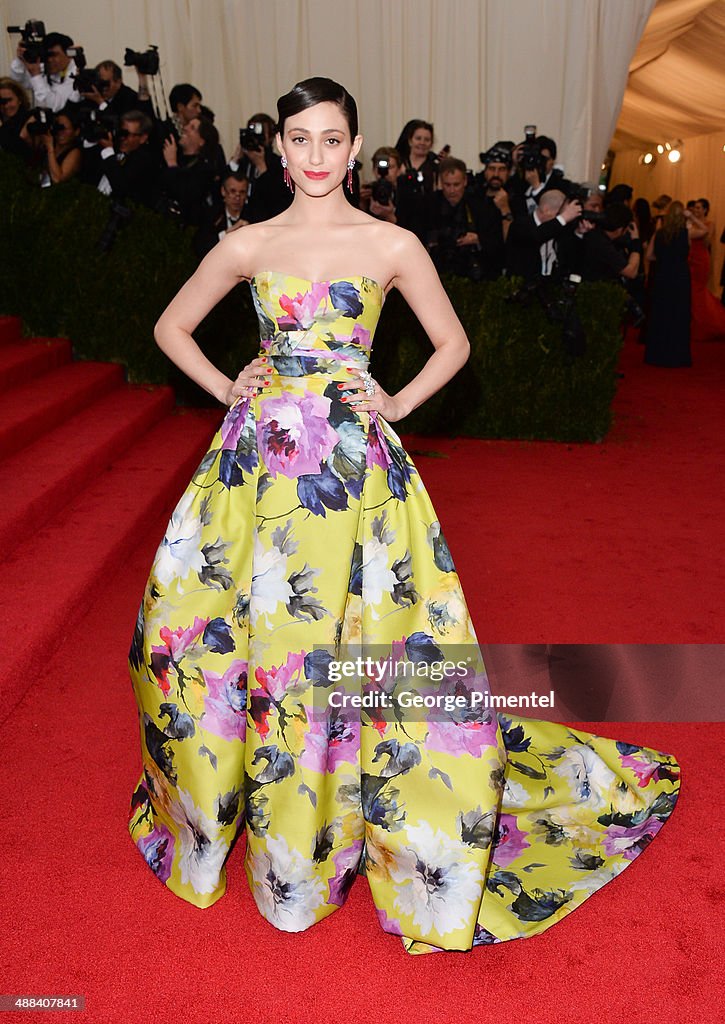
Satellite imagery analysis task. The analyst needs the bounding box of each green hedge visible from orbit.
[0,152,625,440]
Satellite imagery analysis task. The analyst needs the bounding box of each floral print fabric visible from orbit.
[128,271,681,955]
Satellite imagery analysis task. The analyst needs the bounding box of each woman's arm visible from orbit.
[153,230,256,405]
[364,228,470,422]
[47,142,81,183]
[685,212,710,241]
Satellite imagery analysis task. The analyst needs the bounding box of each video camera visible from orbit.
[239,120,265,152]
[124,45,160,76]
[6,20,46,63]
[371,157,394,205]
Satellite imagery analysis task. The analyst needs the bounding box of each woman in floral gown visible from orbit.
[128,77,680,955]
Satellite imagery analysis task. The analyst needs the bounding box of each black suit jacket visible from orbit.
[98,143,161,208]
[505,213,567,280]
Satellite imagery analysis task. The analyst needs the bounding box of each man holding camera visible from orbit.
[227,114,290,221]
[575,202,642,284]
[359,147,405,224]
[78,60,154,121]
[506,189,582,281]
[86,110,160,209]
[10,31,82,112]
[424,157,486,281]
[160,115,220,226]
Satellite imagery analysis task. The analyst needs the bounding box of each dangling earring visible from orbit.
[346,157,355,191]
[281,155,294,193]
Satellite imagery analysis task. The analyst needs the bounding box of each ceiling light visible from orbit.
[639,152,656,166]
[668,148,681,163]
[657,144,664,154]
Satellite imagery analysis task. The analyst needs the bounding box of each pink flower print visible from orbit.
[201,659,248,741]
[257,391,338,479]
[492,813,531,867]
[277,283,329,330]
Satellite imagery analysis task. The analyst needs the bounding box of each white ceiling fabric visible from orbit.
[614,0,725,150]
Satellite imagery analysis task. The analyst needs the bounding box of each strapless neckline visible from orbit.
[250,269,386,297]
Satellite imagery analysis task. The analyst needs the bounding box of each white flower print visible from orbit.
[169,788,229,896]
[155,492,205,587]
[248,834,327,931]
[553,743,617,806]
[361,536,397,613]
[250,532,294,627]
[390,822,482,937]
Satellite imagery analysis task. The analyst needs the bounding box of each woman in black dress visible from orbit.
[644,200,696,367]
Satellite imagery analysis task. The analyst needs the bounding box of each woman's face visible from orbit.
[409,127,432,157]
[54,115,78,147]
[693,201,707,220]
[0,88,20,121]
[278,100,362,195]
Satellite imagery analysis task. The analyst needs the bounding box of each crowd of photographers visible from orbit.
[0,19,654,317]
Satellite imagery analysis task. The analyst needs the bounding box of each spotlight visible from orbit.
[639,152,656,166]
[657,144,664,154]
[664,142,672,151]
[668,148,681,163]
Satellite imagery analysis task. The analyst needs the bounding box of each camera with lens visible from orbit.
[7,20,46,64]
[517,122,547,175]
[239,121,265,152]
[123,45,160,76]
[371,158,394,205]
[80,107,119,144]
[25,106,55,137]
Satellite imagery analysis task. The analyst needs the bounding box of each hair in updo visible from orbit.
[276,77,358,139]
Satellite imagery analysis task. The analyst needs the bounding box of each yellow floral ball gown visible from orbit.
[128,270,681,955]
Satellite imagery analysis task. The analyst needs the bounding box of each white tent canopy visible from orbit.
[613,0,725,151]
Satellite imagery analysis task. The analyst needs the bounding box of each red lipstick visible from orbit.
[304,171,330,180]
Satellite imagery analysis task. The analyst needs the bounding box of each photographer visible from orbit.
[0,77,32,160]
[160,115,219,226]
[168,83,202,138]
[88,110,160,208]
[510,133,573,215]
[77,60,154,121]
[20,103,82,186]
[359,147,404,223]
[471,144,515,279]
[576,202,641,284]
[193,171,250,260]
[505,189,582,281]
[10,31,82,113]
[227,113,290,221]
[424,157,486,281]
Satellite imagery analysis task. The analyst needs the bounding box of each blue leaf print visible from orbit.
[329,281,364,317]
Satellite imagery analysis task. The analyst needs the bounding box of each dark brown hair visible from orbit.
[276,77,358,138]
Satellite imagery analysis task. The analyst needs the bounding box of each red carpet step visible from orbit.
[0,336,72,394]
[0,405,219,715]
[0,360,125,459]
[0,383,175,553]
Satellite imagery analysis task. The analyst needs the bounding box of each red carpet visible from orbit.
[0,318,720,1022]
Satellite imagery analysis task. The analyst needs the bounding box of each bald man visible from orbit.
[505,188,582,280]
